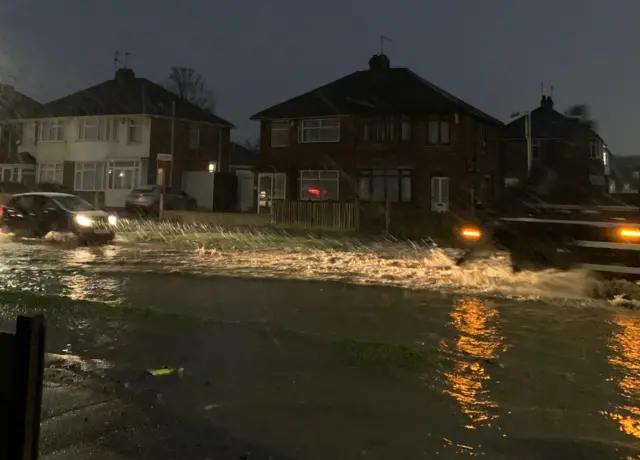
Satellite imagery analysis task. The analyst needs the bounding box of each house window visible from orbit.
[427,116,450,145]
[127,119,142,143]
[189,125,200,149]
[479,123,487,148]
[532,139,541,159]
[364,119,412,143]
[78,118,118,141]
[358,170,412,202]
[37,163,64,184]
[633,171,640,179]
[431,176,450,212]
[589,139,602,159]
[39,120,66,142]
[298,119,340,143]
[107,160,140,190]
[74,162,105,191]
[271,120,289,147]
[299,170,339,200]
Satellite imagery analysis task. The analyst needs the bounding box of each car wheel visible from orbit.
[187,201,197,211]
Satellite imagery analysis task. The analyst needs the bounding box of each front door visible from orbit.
[257,173,286,214]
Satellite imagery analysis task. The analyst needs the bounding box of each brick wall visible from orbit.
[256,114,502,213]
[149,119,231,189]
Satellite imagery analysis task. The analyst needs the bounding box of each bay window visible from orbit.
[37,163,64,184]
[299,170,339,200]
[359,169,412,202]
[107,160,141,190]
[78,118,118,141]
[298,119,340,143]
[75,162,105,191]
[40,120,66,142]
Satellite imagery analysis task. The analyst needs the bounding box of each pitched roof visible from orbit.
[229,142,257,167]
[250,57,502,126]
[0,85,44,119]
[502,97,601,140]
[41,68,234,127]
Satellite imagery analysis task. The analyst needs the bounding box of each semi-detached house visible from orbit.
[251,54,503,236]
[15,67,234,208]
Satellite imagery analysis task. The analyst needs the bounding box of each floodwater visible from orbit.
[0,236,638,459]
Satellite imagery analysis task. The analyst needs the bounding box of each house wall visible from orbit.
[502,137,608,202]
[256,114,502,212]
[20,117,152,164]
[149,119,231,188]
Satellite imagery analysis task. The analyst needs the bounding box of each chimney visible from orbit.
[541,95,554,110]
[115,67,136,84]
[368,54,390,71]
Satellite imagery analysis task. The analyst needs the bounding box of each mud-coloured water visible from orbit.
[0,237,638,458]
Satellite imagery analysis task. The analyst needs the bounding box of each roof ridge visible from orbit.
[405,69,503,125]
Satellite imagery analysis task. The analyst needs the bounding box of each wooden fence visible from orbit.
[272,201,359,231]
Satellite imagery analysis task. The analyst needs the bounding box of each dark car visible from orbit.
[0,192,117,242]
[125,185,197,215]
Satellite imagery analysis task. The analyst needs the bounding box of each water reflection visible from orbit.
[440,297,505,430]
[61,248,123,302]
[604,313,640,440]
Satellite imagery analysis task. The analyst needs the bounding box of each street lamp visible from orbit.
[511,110,532,179]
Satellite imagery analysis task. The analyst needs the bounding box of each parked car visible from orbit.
[125,185,198,215]
[0,192,117,242]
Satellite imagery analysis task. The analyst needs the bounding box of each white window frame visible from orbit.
[127,119,142,143]
[298,119,340,144]
[106,160,141,191]
[36,163,64,184]
[189,125,200,149]
[271,120,289,147]
[74,162,105,191]
[431,176,450,213]
[39,120,66,142]
[299,170,339,201]
[78,118,118,142]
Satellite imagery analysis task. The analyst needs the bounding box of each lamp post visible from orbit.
[510,110,532,179]
[208,162,216,212]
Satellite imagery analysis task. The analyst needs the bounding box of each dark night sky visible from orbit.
[0,0,637,155]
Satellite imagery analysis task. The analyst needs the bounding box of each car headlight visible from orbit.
[74,214,93,227]
[108,215,117,226]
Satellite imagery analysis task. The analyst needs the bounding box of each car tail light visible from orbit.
[0,206,4,217]
[618,227,640,240]
[460,226,482,240]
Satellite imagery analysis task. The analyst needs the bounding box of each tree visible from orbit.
[164,66,216,113]
[241,136,260,153]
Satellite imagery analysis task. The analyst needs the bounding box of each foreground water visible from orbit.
[0,237,637,458]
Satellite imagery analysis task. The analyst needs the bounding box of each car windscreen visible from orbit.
[53,196,95,212]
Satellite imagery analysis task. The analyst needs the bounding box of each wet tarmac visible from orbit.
[0,236,637,459]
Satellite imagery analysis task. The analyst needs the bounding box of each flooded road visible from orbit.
[0,238,638,459]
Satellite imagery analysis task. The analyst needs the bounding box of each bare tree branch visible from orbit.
[241,136,260,153]
[164,66,216,113]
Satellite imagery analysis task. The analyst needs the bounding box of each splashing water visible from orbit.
[2,218,639,309]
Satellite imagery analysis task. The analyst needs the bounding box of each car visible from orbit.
[0,192,117,242]
[125,185,198,215]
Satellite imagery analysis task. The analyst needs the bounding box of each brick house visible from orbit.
[0,84,43,185]
[501,95,613,204]
[250,54,503,236]
[13,67,234,208]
